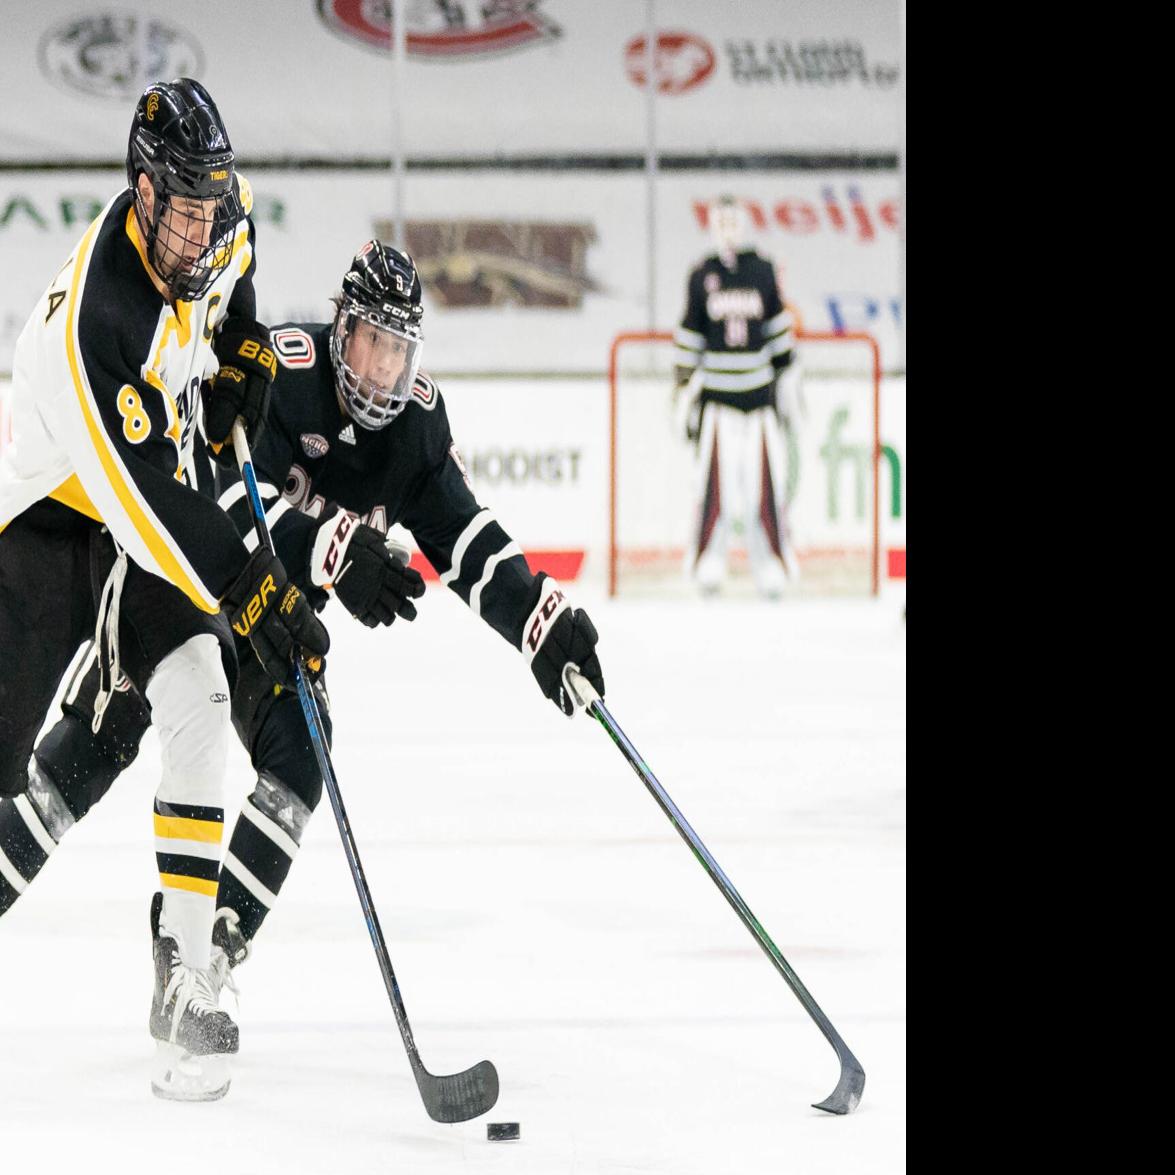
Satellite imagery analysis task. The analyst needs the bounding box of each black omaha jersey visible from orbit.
[673,249,795,412]
[215,322,547,652]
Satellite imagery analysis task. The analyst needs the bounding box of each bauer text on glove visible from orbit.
[223,548,330,686]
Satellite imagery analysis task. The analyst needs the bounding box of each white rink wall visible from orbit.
[0,169,903,375]
[0,371,907,592]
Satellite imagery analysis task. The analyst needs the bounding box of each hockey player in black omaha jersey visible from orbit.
[1,242,605,1008]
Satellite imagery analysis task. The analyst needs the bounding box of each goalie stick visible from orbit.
[563,667,865,1115]
[232,421,499,1124]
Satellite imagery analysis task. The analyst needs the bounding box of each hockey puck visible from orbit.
[487,1122,521,1142]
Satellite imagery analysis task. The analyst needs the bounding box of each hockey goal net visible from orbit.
[608,328,882,597]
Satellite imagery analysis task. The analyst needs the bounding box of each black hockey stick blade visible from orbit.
[416,1058,500,1124]
[812,1051,865,1115]
[232,421,501,1125]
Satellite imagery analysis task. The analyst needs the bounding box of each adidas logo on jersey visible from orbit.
[338,423,356,445]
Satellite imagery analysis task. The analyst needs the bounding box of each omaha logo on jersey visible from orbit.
[38,14,204,100]
[301,433,330,459]
[316,0,560,57]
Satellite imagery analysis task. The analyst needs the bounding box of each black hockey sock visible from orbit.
[0,763,76,917]
[217,774,313,944]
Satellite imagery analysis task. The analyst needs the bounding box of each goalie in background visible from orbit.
[673,195,800,597]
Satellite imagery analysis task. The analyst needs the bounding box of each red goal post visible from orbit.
[608,328,883,597]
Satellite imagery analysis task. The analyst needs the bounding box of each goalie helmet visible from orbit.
[330,242,424,430]
[126,78,241,301]
[710,194,748,265]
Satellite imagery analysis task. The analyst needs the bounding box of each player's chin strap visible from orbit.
[561,665,866,1116]
[91,540,129,734]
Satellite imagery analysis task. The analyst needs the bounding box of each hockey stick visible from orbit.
[564,667,865,1115]
[231,421,499,1124]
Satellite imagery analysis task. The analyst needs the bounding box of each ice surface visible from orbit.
[0,589,906,1174]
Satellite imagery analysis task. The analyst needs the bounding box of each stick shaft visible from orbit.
[588,694,860,1065]
[231,423,423,1064]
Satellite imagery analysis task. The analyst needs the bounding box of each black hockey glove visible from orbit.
[330,522,426,628]
[223,548,330,688]
[524,578,605,717]
[203,318,277,466]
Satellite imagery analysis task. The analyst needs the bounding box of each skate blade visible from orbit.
[151,1041,231,1102]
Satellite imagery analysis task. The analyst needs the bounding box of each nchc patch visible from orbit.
[301,433,330,459]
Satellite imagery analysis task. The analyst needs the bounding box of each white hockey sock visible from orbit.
[146,635,231,972]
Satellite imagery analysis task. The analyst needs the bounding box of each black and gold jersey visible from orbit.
[0,182,260,611]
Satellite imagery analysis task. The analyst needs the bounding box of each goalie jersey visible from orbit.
[673,249,795,413]
[215,322,548,652]
[0,184,258,610]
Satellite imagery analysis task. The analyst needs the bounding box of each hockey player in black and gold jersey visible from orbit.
[1,243,605,1027]
[0,79,327,1099]
[674,195,800,596]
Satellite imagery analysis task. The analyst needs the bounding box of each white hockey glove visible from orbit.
[774,363,804,433]
[673,369,704,443]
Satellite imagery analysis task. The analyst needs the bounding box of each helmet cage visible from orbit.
[127,93,240,302]
[330,300,423,430]
[131,163,241,301]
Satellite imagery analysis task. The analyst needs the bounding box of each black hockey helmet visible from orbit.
[330,242,425,430]
[126,78,241,301]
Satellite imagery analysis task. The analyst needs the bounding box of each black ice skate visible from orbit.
[149,892,239,1102]
[209,905,251,1002]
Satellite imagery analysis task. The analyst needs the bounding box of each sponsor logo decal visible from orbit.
[145,93,159,120]
[38,14,204,100]
[692,187,901,245]
[724,39,899,88]
[468,448,582,486]
[317,0,560,58]
[301,432,330,459]
[373,220,598,310]
[625,31,715,94]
